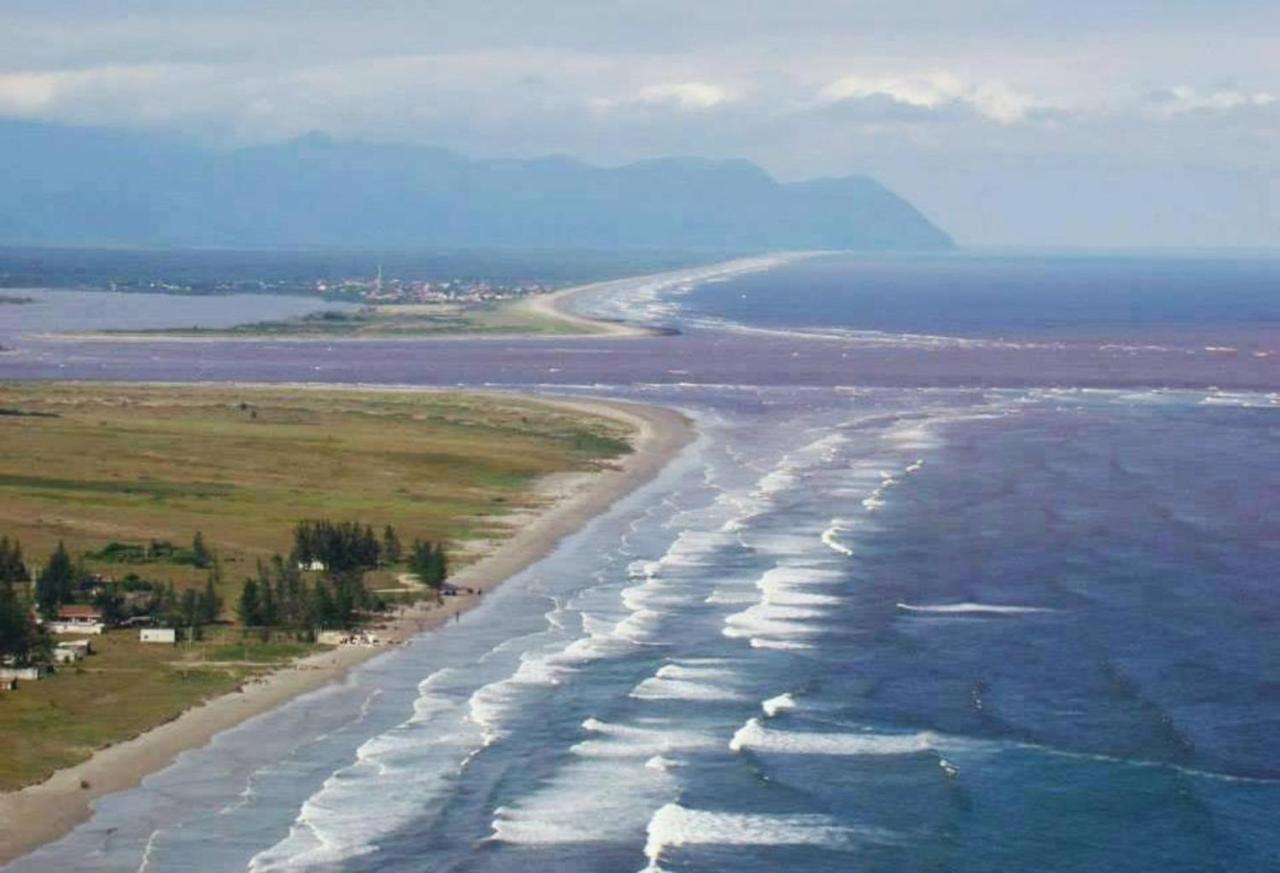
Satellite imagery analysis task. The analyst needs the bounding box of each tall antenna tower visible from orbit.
[375,263,383,295]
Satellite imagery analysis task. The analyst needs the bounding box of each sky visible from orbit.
[1,1,1278,248]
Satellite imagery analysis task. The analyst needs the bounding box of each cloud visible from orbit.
[815,73,1039,123]
[0,63,233,125]
[0,71,59,113]
[1140,85,1276,117]
[594,80,737,112]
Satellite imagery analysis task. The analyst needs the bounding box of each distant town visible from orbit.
[99,273,558,306]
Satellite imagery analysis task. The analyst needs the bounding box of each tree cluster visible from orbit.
[408,540,449,590]
[0,537,29,586]
[35,542,79,617]
[33,533,223,630]
[292,520,383,573]
[0,537,44,665]
[238,556,381,631]
[86,532,214,569]
[99,573,223,633]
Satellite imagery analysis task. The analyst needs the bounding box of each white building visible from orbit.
[52,645,84,664]
[140,628,177,644]
[0,665,46,682]
[47,605,105,635]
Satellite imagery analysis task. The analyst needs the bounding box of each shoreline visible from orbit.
[513,252,807,336]
[43,253,803,344]
[0,386,693,866]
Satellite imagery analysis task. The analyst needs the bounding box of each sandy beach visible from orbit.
[514,253,804,337]
[45,253,799,345]
[0,390,692,866]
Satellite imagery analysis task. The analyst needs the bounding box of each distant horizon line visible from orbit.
[2,242,1280,258]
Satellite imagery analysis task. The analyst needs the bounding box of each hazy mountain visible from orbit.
[0,122,952,250]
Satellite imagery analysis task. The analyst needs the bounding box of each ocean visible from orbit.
[3,252,1278,872]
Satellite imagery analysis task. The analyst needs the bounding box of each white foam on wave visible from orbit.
[630,659,747,702]
[493,717,712,848]
[1200,390,1280,409]
[705,587,758,605]
[750,637,814,651]
[613,607,664,644]
[631,674,749,702]
[723,601,823,646]
[757,468,799,495]
[575,717,717,759]
[641,803,887,870]
[820,519,854,556]
[730,718,935,756]
[723,564,843,650]
[578,254,800,326]
[896,601,1054,616]
[655,662,736,681]
[251,682,476,870]
[762,693,796,717]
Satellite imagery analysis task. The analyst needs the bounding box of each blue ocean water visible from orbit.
[676,252,1280,346]
[4,254,1279,872]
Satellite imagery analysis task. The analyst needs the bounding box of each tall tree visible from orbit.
[0,537,29,585]
[382,525,401,564]
[237,578,261,627]
[199,574,222,625]
[35,541,75,616]
[0,577,37,663]
[180,588,200,630]
[191,530,212,569]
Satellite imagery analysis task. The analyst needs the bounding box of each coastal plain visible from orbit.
[0,379,691,865]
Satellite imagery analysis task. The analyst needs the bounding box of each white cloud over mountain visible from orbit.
[0,1,1277,246]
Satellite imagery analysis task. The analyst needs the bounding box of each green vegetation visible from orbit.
[0,627,308,790]
[110,299,603,338]
[0,381,633,788]
[0,537,43,666]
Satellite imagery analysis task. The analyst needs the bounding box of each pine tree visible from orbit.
[258,573,278,626]
[199,575,222,624]
[310,579,335,628]
[0,576,35,663]
[35,541,75,616]
[238,579,261,627]
[428,546,448,588]
[0,537,29,585]
[191,530,212,569]
[382,525,402,564]
[180,588,200,628]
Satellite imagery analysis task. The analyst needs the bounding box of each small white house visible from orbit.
[61,639,93,657]
[0,665,46,682]
[140,628,178,644]
[298,559,327,572]
[52,645,84,664]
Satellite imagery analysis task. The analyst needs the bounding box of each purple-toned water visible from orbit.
[2,253,1278,873]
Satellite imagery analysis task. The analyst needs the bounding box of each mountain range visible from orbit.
[0,121,952,251]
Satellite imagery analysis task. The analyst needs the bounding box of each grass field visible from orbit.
[121,299,605,338]
[0,382,632,788]
[0,627,320,790]
[0,382,630,578]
